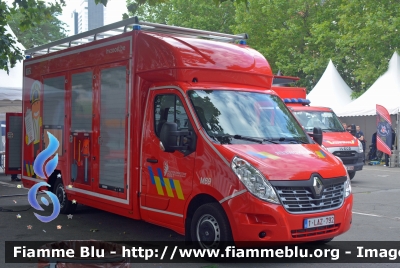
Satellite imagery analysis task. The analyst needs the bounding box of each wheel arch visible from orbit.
[185,193,230,241]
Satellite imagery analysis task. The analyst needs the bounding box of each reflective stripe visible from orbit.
[25,162,31,177]
[219,189,247,204]
[154,176,165,196]
[141,206,183,218]
[163,178,174,197]
[173,180,185,200]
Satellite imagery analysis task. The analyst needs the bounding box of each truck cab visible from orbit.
[272,76,363,179]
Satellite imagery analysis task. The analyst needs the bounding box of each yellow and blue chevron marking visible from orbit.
[148,167,184,200]
[247,151,280,160]
[24,160,35,177]
[315,150,326,158]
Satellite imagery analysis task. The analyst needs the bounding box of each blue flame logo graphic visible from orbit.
[28,182,60,223]
[33,132,59,178]
[28,132,61,223]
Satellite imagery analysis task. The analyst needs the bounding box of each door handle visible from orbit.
[146,158,158,163]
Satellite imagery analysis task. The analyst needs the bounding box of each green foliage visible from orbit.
[127,0,235,34]
[0,1,23,74]
[336,0,400,95]
[8,8,67,49]
[2,0,400,102]
[234,0,340,92]
[124,0,245,18]
[234,0,400,96]
[1,0,65,73]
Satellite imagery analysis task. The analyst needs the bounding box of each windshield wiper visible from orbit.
[273,137,309,144]
[232,135,265,144]
[321,128,341,132]
[262,138,279,144]
[209,134,273,144]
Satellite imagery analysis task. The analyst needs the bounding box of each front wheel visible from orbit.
[53,178,77,214]
[190,203,233,250]
[348,171,356,180]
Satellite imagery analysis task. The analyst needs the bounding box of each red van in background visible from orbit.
[272,76,364,180]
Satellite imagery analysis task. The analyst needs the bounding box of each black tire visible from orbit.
[53,177,77,214]
[190,203,233,250]
[348,171,356,180]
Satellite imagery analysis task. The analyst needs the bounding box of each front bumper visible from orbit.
[223,192,353,242]
[344,152,364,172]
[326,148,364,172]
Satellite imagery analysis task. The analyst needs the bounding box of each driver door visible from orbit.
[141,89,196,226]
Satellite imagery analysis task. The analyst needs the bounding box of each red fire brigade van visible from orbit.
[272,76,364,180]
[21,17,352,248]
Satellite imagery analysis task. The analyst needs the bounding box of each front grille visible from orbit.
[332,151,357,157]
[332,151,358,164]
[342,158,357,165]
[291,224,341,238]
[275,183,344,213]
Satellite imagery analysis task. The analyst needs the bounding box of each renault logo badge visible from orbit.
[313,176,323,196]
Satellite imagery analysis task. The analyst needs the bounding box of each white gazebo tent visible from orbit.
[336,52,400,164]
[336,52,400,116]
[307,59,353,111]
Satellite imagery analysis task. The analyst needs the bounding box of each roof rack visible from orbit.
[272,75,300,85]
[25,16,248,57]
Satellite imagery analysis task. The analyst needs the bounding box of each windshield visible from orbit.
[293,111,345,132]
[188,90,309,144]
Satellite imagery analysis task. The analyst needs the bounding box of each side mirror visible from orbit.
[159,122,191,153]
[312,127,323,146]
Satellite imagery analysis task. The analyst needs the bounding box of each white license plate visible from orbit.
[347,166,354,170]
[304,215,334,229]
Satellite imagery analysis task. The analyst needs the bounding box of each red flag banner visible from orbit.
[376,104,392,155]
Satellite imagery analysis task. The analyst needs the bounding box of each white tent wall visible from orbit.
[335,51,400,166]
[306,60,353,111]
[336,52,400,117]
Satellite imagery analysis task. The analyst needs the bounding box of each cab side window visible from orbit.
[154,94,190,138]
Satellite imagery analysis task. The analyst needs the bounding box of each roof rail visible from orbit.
[25,16,248,57]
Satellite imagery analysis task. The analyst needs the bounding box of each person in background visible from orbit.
[384,128,396,167]
[342,122,347,130]
[347,124,353,134]
[369,132,378,161]
[356,126,366,164]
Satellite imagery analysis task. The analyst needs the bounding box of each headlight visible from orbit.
[357,140,363,153]
[231,156,280,204]
[345,174,352,198]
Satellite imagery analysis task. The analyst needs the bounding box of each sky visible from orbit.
[5,0,129,36]
[57,0,129,36]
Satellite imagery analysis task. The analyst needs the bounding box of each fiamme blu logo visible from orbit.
[27,132,61,223]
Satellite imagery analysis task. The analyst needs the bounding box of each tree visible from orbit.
[0,0,244,74]
[130,1,172,24]
[129,0,235,34]
[1,0,65,73]
[234,0,400,96]
[335,0,400,96]
[8,8,67,49]
[234,0,341,92]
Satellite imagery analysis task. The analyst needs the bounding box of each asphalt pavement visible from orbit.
[1,165,400,267]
